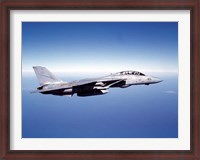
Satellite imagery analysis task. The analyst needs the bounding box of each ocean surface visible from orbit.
[22,72,178,138]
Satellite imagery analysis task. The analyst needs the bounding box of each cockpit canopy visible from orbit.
[114,71,145,76]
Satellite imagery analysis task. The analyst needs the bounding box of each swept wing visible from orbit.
[32,78,125,94]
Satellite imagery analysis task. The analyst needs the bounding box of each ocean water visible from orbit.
[22,72,178,138]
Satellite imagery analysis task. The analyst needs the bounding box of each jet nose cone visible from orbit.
[152,77,163,83]
[153,78,163,83]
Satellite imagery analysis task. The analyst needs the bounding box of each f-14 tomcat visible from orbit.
[32,66,162,97]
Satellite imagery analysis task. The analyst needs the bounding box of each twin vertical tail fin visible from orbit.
[33,66,63,85]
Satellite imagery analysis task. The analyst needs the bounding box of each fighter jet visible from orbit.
[32,66,162,97]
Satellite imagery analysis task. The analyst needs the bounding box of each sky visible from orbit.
[22,22,178,73]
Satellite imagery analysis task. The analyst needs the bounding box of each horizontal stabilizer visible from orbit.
[30,90,40,94]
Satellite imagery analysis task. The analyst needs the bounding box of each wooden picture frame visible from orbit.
[1,0,199,159]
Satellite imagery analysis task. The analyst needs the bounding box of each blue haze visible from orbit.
[22,73,178,138]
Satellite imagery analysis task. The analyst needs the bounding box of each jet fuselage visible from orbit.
[32,68,162,97]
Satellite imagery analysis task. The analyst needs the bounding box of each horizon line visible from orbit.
[22,70,178,73]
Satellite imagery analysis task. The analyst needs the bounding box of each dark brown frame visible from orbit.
[0,0,199,159]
